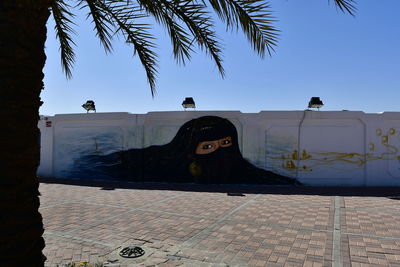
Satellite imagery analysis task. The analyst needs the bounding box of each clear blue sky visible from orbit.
[40,0,400,115]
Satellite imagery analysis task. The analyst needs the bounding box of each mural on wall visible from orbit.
[54,126,124,177]
[266,126,400,179]
[70,116,299,184]
[264,123,367,182]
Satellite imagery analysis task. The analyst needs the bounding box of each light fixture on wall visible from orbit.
[308,97,323,110]
[182,97,195,110]
[82,100,96,113]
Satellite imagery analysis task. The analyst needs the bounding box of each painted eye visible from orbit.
[222,140,231,145]
[203,144,213,149]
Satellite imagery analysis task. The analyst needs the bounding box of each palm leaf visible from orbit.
[134,0,194,65]
[333,0,357,15]
[51,0,76,79]
[51,0,358,95]
[99,1,159,95]
[156,0,225,76]
[207,0,278,57]
[78,0,115,53]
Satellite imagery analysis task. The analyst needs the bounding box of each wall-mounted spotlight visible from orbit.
[308,97,323,110]
[82,100,96,113]
[182,97,195,110]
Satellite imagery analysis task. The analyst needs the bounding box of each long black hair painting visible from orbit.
[62,116,299,185]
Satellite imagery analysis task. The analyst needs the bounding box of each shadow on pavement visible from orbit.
[39,177,400,198]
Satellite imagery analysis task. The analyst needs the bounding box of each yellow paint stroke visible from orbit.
[283,160,296,170]
[380,143,398,159]
[301,150,312,160]
[291,150,298,160]
[269,128,400,172]
[313,152,366,165]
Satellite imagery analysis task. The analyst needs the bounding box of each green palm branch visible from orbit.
[50,0,357,96]
[333,0,356,15]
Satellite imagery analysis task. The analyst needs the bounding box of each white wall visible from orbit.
[38,111,400,186]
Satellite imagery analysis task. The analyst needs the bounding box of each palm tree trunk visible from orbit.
[0,1,50,265]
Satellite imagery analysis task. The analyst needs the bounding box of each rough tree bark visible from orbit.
[0,0,51,265]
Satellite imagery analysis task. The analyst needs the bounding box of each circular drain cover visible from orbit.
[119,246,145,258]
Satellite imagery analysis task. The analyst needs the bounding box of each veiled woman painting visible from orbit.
[74,116,298,185]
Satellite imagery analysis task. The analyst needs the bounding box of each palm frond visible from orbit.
[51,0,76,79]
[134,0,193,65]
[154,0,225,77]
[51,0,358,96]
[78,0,115,53]
[332,0,357,16]
[98,1,159,95]
[208,0,278,57]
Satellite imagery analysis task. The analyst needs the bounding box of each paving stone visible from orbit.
[39,182,400,267]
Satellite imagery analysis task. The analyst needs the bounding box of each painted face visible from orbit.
[195,136,232,155]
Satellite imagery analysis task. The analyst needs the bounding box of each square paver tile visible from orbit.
[145,194,251,218]
[343,197,400,212]
[341,234,400,266]
[41,202,128,232]
[72,210,217,245]
[43,235,112,267]
[39,184,106,201]
[188,221,333,266]
[257,194,334,208]
[84,189,181,208]
[230,201,333,230]
[342,209,400,238]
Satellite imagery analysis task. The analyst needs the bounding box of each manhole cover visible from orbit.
[119,246,145,258]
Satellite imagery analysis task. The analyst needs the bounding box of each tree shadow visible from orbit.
[39,177,400,199]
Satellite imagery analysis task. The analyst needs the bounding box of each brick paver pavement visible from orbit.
[38,179,400,267]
